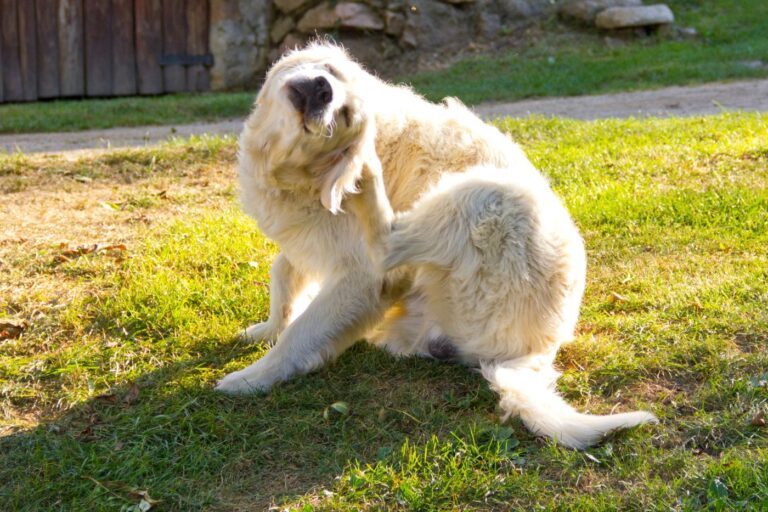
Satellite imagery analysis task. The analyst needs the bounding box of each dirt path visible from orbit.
[2,78,767,154]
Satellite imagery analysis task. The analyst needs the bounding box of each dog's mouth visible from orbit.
[286,77,351,136]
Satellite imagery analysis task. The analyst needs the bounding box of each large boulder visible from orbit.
[559,0,642,24]
[595,4,674,29]
[297,2,384,32]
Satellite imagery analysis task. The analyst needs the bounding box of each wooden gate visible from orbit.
[0,0,211,103]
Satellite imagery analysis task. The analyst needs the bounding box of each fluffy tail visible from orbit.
[481,357,657,450]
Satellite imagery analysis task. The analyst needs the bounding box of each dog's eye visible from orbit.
[325,64,343,80]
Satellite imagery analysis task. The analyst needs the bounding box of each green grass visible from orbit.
[0,92,255,135]
[1,113,767,510]
[410,0,768,104]
[1,0,766,135]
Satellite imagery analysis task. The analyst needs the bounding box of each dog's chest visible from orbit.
[255,191,365,276]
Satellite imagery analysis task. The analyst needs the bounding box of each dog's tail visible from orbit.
[480,356,657,450]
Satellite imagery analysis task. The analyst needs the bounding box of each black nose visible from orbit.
[313,76,332,105]
[287,76,333,114]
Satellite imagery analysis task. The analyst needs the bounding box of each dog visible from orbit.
[215,42,657,449]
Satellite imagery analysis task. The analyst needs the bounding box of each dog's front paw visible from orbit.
[238,321,280,344]
[214,361,280,395]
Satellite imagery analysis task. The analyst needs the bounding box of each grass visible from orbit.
[1,113,766,510]
[410,0,768,104]
[0,92,254,135]
[1,0,767,134]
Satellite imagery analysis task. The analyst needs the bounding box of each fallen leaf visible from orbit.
[123,382,140,405]
[54,243,128,263]
[94,393,118,405]
[100,201,120,211]
[129,489,159,508]
[583,452,601,464]
[101,244,127,252]
[330,401,349,415]
[0,319,27,340]
[609,292,628,303]
[78,413,101,440]
[751,411,765,427]
[324,401,350,420]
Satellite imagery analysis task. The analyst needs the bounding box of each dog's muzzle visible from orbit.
[287,76,333,120]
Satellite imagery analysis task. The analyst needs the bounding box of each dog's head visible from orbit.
[243,42,377,211]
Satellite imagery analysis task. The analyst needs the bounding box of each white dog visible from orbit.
[215,42,657,449]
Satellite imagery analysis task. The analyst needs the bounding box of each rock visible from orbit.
[274,0,310,14]
[595,4,674,29]
[336,2,386,30]
[497,0,548,18]
[558,0,642,24]
[384,11,406,36]
[297,2,384,32]
[270,16,295,43]
[677,26,698,39]
[477,11,502,38]
[335,31,402,66]
[401,0,473,50]
[279,33,306,54]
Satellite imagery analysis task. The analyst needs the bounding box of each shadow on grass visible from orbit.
[1,335,510,511]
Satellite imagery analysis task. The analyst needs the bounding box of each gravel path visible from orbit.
[2,78,767,155]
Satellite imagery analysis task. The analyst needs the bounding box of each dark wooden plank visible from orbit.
[17,0,38,100]
[0,6,5,102]
[186,0,209,92]
[84,0,112,96]
[135,0,163,94]
[58,0,85,97]
[35,0,61,98]
[162,0,186,93]
[1,0,23,101]
[112,0,136,95]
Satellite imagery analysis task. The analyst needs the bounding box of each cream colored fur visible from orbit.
[215,42,657,450]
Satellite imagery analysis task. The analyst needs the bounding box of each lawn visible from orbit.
[1,113,766,510]
[1,0,766,134]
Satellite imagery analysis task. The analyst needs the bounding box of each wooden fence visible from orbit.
[0,0,211,103]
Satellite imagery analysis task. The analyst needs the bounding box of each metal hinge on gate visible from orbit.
[159,54,214,66]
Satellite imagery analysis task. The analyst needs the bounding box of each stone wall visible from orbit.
[208,0,681,91]
[209,0,273,91]
[208,0,552,90]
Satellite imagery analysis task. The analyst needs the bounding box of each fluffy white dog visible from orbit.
[215,42,657,449]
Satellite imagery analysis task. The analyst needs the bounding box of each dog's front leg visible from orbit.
[216,269,386,394]
[241,252,307,343]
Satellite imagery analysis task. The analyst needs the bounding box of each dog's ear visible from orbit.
[320,122,379,214]
[320,155,362,214]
